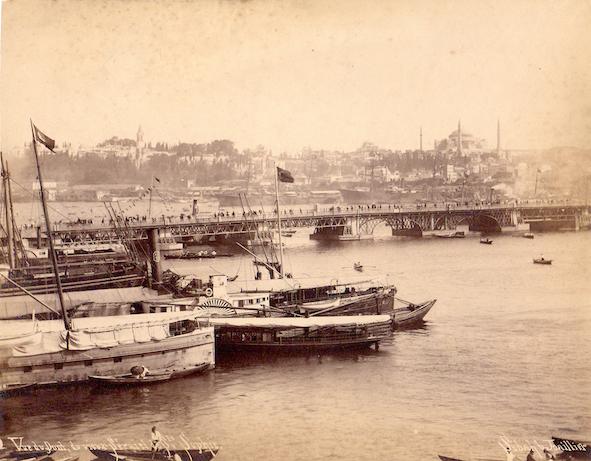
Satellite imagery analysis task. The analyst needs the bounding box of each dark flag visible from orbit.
[277,167,294,183]
[154,177,161,183]
[33,124,56,151]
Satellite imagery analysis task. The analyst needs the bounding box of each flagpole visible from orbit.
[30,120,71,331]
[274,163,284,278]
[148,175,153,219]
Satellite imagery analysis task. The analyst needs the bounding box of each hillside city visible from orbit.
[7,122,591,207]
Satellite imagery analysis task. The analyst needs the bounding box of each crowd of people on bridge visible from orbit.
[17,197,577,231]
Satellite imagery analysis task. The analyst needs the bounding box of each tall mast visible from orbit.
[274,164,284,278]
[30,121,70,330]
[1,153,15,268]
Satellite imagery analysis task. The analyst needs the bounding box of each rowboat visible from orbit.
[89,363,210,386]
[353,262,363,272]
[89,371,173,386]
[533,258,552,265]
[438,456,503,461]
[0,450,55,460]
[0,382,37,397]
[89,448,218,461]
[436,231,465,239]
[298,297,341,311]
[393,299,437,328]
[479,238,493,244]
[552,436,591,457]
[523,232,534,239]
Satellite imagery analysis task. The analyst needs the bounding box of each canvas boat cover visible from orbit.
[0,311,205,357]
[196,314,391,329]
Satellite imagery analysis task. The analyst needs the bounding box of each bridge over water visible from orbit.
[33,202,591,243]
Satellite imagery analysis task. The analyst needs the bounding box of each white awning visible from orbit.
[197,315,391,329]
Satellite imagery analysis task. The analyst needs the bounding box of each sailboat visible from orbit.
[0,154,151,321]
[0,123,215,394]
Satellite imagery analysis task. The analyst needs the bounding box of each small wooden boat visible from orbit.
[0,449,56,460]
[170,363,210,379]
[353,262,363,272]
[436,231,465,239]
[523,232,534,239]
[479,238,493,244]
[40,455,79,461]
[439,456,504,461]
[0,382,37,397]
[164,251,231,260]
[89,363,210,386]
[552,436,591,457]
[89,448,218,461]
[393,299,437,328]
[533,257,552,265]
[298,297,341,311]
[89,371,172,386]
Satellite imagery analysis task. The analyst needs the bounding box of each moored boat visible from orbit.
[0,312,215,391]
[393,299,437,328]
[436,231,465,239]
[89,371,172,386]
[204,315,393,352]
[0,382,37,397]
[89,362,210,386]
[523,232,535,239]
[533,257,552,265]
[479,237,493,244]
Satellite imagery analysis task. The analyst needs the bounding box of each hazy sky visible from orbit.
[1,0,590,153]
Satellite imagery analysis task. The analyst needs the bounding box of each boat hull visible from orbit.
[393,300,436,328]
[552,436,591,458]
[89,363,210,386]
[216,337,383,353]
[89,448,218,461]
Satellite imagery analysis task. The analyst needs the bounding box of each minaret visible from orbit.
[136,125,145,167]
[420,126,423,153]
[496,118,501,156]
[457,120,462,156]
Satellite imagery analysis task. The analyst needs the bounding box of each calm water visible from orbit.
[1,229,590,460]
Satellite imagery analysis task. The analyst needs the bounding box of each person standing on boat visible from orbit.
[151,426,162,455]
[505,447,515,461]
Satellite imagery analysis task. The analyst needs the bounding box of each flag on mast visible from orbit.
[277,166,294,183]
[32,124,56,151]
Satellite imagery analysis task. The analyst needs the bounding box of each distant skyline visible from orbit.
[2,0,591,153]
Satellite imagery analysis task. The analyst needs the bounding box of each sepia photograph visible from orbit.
[0,0,590,459]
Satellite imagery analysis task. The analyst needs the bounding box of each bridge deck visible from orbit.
[21,202,589,241]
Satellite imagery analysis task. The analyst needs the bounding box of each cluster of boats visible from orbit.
[0,447,218,461]
[0,130,437,397]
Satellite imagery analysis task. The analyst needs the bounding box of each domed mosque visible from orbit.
[436,121,487,155]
